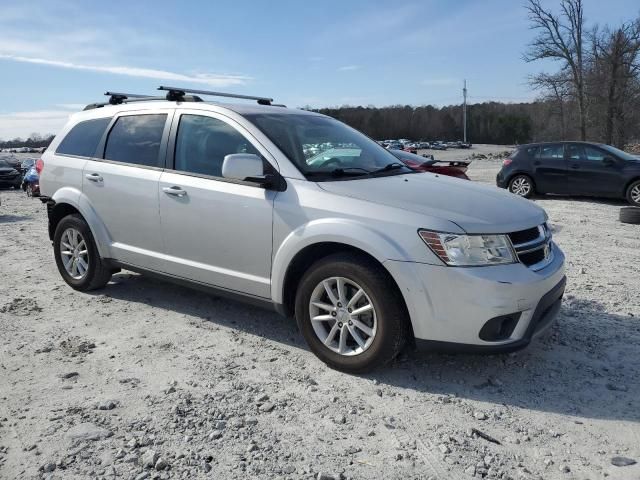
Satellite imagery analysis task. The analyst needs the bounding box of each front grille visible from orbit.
[518,248,546,266]
[508,227,541,245]
[509,224,552,270]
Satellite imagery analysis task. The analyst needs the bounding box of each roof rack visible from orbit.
[84,91,204,110]
[158,86,274,105]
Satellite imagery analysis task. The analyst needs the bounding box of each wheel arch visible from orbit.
[623,176,640,199]
[49,188,112,257]
[276,241,414,343]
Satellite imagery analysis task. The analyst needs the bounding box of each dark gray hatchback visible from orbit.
[496,141,640,206]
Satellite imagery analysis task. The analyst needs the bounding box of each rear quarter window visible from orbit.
[55,117,111,158]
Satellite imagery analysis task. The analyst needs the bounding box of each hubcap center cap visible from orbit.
[336,308,349,323]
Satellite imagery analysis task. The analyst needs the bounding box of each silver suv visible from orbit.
[40,87,566,372]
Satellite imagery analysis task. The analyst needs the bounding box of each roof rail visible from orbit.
[83,91,203,110]
[158,86,274,105]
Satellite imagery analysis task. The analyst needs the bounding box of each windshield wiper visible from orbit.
[306,167,371,178]
[368,162,408,175]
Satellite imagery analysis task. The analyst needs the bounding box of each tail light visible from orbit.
[502,158,512,166]
[36,158,44,174]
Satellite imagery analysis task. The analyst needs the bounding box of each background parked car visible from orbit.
[497,141,640,206]
[390,149,470,180]
[21,164,40,197]
[0,159,22,189]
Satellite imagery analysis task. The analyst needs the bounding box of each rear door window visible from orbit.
[104,114,167,167]
[537,144,564,160]
[56,118,111,158]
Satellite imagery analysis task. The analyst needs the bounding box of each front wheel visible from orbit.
[508,174,534,198]
[626,180,640,207]
[294,253,409,373]
[53,214,113,291]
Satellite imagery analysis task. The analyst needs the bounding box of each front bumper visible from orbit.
[384,242,565,350]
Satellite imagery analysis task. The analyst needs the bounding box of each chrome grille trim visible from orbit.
[508,224,553,270]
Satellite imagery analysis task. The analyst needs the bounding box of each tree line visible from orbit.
[0,133,54,149]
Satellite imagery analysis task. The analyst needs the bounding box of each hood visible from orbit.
[317,172,547,234]
[0,167,18,174]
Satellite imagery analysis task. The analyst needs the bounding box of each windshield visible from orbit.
[600,144,639,161]
[245,113,414,179]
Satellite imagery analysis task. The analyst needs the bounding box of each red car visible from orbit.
[390,149,470,180]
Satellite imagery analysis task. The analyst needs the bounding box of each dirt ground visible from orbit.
[1,147,639,480]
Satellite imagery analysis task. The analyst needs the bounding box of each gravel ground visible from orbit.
[1,147,639,480]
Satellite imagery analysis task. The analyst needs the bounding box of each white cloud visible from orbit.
[337,65,361,72]
[0,110,72,139]
[0,54,252,87]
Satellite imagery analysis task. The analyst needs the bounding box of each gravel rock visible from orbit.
[473,411,488,421]
[141,449,159,468]
[65,423,113,444]
[611,456,637,467]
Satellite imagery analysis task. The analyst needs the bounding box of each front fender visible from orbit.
[51,187,113,258]
[271,218,411,304]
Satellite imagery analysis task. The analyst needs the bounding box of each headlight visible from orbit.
[419,230,516,266]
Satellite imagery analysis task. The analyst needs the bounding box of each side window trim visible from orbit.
[94,109,175,170]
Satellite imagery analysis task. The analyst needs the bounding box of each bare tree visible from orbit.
[591,20,640,146]
[525,0,587,140]
[530,71,572,138]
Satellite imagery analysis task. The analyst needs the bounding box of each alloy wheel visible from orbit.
[308,277,377,356]
[511,177,531,196]
[631,184,640,204]
[60,228,89,280]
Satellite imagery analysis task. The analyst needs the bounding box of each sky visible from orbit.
[0,0,637,139]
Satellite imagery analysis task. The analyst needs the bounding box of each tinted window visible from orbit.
[56,118,111,157]
[104,114,167,167]
[537,144,564,160]
[566,144,584,161]
[525,146,539,158]
[174,115,259,177]
[583,146,606,161]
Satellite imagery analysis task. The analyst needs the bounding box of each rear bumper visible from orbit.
[384,242,565,348]
[496,171,507,188]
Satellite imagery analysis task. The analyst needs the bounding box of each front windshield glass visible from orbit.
[245,113,414,179]
[600,144,638,161]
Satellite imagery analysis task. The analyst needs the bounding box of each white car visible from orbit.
[39,87,566,372]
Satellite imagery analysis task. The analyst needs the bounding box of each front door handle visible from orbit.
[85,173,103,182]
[162,186,187,197]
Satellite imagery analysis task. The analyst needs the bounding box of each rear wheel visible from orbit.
[626,180,640,207]
[26,184,33,197]
[294,253,409,373]
[508,174,534,198]
[53,214,112,291]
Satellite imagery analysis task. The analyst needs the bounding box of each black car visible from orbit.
[496,141,640,206]
[0,159,22,189]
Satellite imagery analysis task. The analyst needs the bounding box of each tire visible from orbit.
[620,207,640,224]
[294,253,409,373]
[53,214,112,291]
[625,180,640,207]
[508,174,534,198]
[26,184,33,197]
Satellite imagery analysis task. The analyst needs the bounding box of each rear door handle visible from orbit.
[85,173,103,182]
[162,186,187,197]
